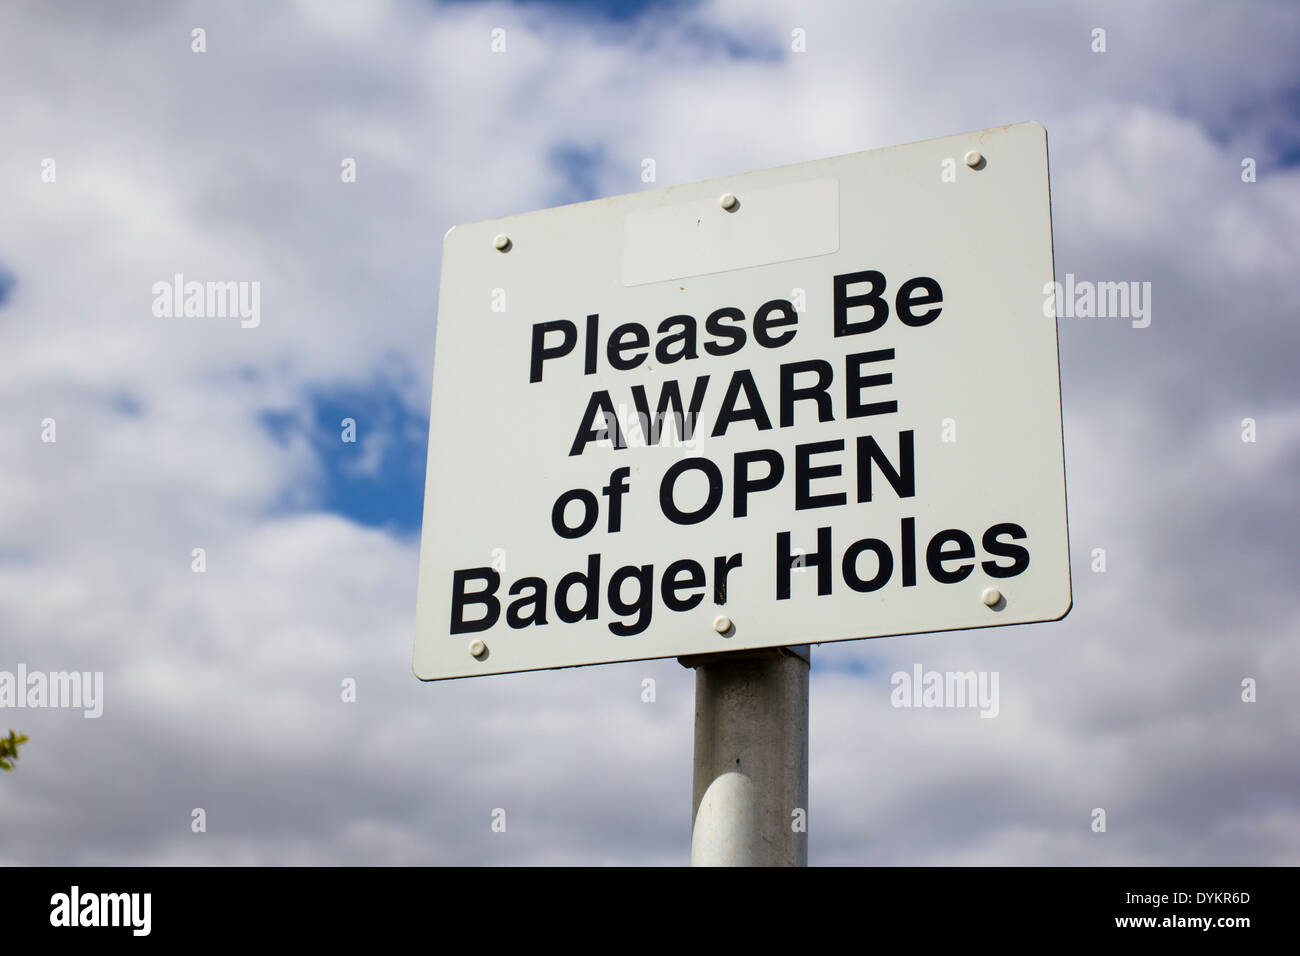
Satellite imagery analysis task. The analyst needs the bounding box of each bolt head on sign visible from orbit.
[414,121,1070,681]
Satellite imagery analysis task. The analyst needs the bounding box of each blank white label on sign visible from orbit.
[622,177,839,286]
[415,121,1070,681]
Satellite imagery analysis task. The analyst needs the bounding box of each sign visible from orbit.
[414,122,1070,681]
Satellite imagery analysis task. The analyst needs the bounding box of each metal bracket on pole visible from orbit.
[678,645,810,866]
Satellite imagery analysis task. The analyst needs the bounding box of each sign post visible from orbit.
[415,122,1068,866]
[683,645,809,866]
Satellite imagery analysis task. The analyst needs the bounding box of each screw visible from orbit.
[713,615,732,634]
[719,193,739,211]
[964,151,985,169]
[981,588,1001,607]
[493,234,512,252]
[469,639,487,658]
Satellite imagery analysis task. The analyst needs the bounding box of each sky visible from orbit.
[0,0,1297,866]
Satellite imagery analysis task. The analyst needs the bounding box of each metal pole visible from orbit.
[680,645,810,866]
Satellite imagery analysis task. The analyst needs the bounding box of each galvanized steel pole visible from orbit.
[681,645,810,866]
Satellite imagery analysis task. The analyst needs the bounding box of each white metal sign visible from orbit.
[415,122,1070,681]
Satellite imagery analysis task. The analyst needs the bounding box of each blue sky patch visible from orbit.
[815,654,877,678]
[442,0,695,24]
[0,265,15,307]
[676,18,782,61]
[110,393,144,417]
[261,381,428,534]
[547,141,607,205]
